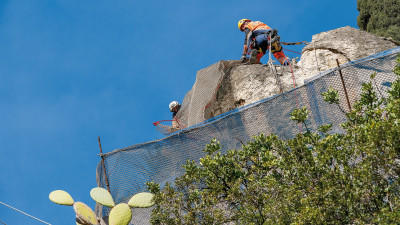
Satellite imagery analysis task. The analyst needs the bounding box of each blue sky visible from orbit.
[0,0,358,224]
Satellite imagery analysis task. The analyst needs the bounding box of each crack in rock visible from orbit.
[303,47,351,62]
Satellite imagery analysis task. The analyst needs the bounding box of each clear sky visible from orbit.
[0,0,359,224]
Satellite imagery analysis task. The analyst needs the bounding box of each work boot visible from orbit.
[249,49,258,64]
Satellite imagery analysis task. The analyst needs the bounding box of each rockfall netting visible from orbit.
[154,58,301,135]
[152,60,240,135]
[176,60,242,128]
[96,47,400,224]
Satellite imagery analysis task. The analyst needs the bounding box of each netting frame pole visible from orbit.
[336,59,352,112]
[98,136,111,193]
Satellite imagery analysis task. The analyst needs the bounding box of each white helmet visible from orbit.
[169,101,180,111]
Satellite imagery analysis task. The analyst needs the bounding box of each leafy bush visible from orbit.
[147,55,400,224]
[357,0,400,43]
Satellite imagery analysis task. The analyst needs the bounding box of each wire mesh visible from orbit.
[96,47,400,224]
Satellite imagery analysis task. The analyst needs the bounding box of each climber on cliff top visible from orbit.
[238,19,290,66]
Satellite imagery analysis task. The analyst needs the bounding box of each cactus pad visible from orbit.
[73,202,98,225]
[127,192,155,208]
[49,190,74,206]
[108,203,132,225]
[90,187,115,207]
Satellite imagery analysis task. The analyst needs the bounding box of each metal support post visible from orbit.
[98,136,111,193]
[336,59,352,112]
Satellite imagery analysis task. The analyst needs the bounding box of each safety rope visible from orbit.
[0,219,7,225]
[153,120,173,126]
[267,33,284,93]
[282,48,302,55]
[282,40,323,80]
[0,201,52,225]
[281,39,309,133]
[175,117,185,129]
[268,42,302,132]
[288,63,302,132]
[153,119,185,129]
[289,64,298,93]
[262,34,304,132]
[268,32,272,63]
[153,117,186,136]
[268,60,284,93]
[281,41,308,45]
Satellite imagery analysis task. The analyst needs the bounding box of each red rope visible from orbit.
[289,63,302,132]
[175,117,186,129]
[153,120,173,126]
[153,118,186,129]
[283,48,302,55]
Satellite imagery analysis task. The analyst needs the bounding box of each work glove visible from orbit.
[240,54,247,63]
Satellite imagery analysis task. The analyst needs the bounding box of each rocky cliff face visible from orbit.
[299,26,398,79]
[177,26,398,128]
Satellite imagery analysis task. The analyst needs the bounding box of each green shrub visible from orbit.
[357,0,400,43]
[147,55,400,224]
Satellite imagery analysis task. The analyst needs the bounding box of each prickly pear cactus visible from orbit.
[49,190,99,225]
[50,187,155,225]
[49,190,74,206]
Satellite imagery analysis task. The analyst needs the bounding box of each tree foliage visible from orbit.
[147,55,400,224]
[357,0,400,43]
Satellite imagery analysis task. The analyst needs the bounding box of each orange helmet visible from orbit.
[238,19,251,31]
